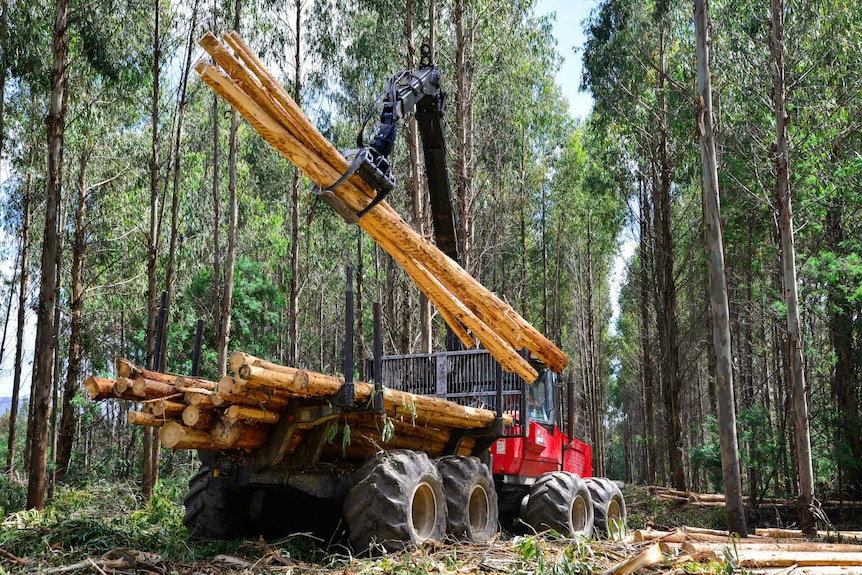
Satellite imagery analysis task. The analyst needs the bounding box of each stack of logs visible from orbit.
[86,353,509,459]
[194,32,567,384]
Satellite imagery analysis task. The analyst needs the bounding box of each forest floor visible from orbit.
[1,481,862,575]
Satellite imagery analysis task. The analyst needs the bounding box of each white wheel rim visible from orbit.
[468,484,490,534]
[571,494,588,533]
[411,481,438,541]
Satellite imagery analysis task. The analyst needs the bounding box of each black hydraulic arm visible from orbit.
[366,46,461,264]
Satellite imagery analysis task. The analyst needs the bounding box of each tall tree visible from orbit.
[694,0,746,536]
[287,0,303,366]
[27,0,68,510]
[142,0,163,500]
[55,145,91,478]
[5,160,32,475]
[217,0,241,375]
[770,0,815,536]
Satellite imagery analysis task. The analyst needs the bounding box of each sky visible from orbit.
[534,0,598,120]
[535,0,634,329]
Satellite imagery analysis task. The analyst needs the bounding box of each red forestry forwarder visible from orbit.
[182,43,626,552]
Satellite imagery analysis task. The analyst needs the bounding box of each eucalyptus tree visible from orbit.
[694,0,746,536]
[27,0,69,509]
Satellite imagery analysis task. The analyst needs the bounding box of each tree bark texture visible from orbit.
[6,167,31,474]
[217,0,241,376]
[694,0,747,536]
[770,0,815,536]
[27,0,67,510]
[143,0,162,501]
[287,0,302,366]
[56,147,91,478]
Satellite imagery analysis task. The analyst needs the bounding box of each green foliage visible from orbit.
[0,475,26,518]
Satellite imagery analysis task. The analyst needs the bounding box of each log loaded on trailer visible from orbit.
[86,33,626,553]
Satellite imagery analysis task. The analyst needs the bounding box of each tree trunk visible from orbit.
[287,0,302,366]
[0,0,6,159]
[694,0,747,536]
[217,0,241,376]
[652,25,684,490]
[56,147,91,478]
[162,0,200,368]
[6,169,31,474]
[770,0,815,536]
[143,0,162,501]
[27,0,68,510]
[406,0,431,353]
[454,0,473,271]
[639,177,656,485]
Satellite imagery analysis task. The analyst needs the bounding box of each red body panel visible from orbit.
[491,420,592,479]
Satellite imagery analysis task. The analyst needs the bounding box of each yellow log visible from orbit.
[223,404,280,425]
[131,376,177,399]
[182,405,216,429]
[85,376,115,401]
[160,421,214,449]
[128,411,170,427]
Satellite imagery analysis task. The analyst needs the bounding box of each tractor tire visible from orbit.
[584,477,627,538]
[437,455,499,543]
[183,465,249,540]
[521,471,594,538]
[344,450,447,554]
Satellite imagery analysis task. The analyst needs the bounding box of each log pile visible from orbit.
[193,32,567,383]
[650,486,862,509]
[87,353,510,459]
[634,527,862,573]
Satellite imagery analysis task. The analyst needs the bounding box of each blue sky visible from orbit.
[534,0,598,119]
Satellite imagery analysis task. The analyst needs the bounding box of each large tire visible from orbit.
[437,456,499,543]
[344,450,447,554]
[584,477,627,538]
[183,465,249,540]
[521,471,594,538]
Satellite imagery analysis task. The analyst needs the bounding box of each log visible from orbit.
[131,376,177,399]
[183,389,214,407]
[212,420,269,450]
[211,386,289,410]
[343,413,450,444]
[182,405,216,429]
[84,376,116,401]
[223,404,280,425]
[233,358,505,429]
[236,364,309,392]
[174,375,217,391]
[160,421,214,449]
[116,358,177,384]
[113,376,135,397]
[633,528,747,544]
[732,551,862,568]
[683,541,862,555]
[196,36,563,380]
[150,399,186,418]
[128,411,170,427]
[602,542,663,575]
[755,529,862,541]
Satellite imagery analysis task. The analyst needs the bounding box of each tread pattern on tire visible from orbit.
[183,465,245,540]
[584,477,627,537]
[521,471,594,538]
[343,450,447,554]
[437,455,499,543]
